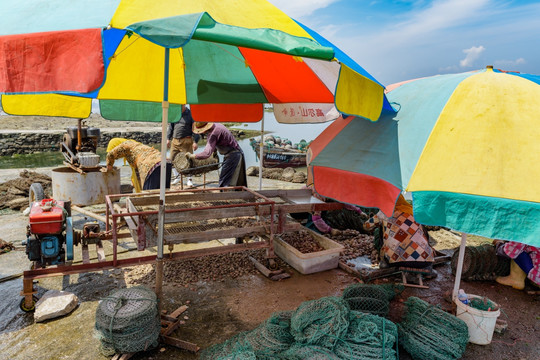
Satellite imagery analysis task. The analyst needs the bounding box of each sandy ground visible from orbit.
[0,114,161,131]
[0,188,539,360]
[0,118,539,359]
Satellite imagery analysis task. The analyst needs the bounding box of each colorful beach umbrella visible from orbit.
[308,66,540,246]
[0,0,389,124]
[0,0,391,303]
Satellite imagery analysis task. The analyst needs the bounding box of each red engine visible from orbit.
[29,199,65,234]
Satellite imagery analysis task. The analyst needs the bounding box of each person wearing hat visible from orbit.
[166,104,199,187]
[104,138,172,191]
[189,122,247,188]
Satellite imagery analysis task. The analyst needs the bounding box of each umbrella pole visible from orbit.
[156,48,171,309]
[259,115,265,190]
[452,233,468,300]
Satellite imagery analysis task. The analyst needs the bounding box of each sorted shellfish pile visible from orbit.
[279,230,325,253]
[327,229,376,262]
[124,249,287,286]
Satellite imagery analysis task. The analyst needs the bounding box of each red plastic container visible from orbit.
[29,199,65,234]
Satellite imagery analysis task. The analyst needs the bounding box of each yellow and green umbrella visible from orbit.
[0,0,390,123]
[1,0,391,301]
[309,66,540,245]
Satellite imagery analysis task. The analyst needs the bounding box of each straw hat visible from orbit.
[192,122,214,134]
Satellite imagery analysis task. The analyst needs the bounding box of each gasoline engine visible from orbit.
[60,119,101,170]
[25,198,101,268]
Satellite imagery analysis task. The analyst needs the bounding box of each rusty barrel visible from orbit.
[51,166,121,206]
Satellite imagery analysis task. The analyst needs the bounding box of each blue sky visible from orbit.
[269,0,540,86]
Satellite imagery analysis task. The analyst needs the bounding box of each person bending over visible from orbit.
[105,138,172,191]
[188,122,247,188]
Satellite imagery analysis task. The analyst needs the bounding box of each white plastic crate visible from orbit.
[274,228,344,274]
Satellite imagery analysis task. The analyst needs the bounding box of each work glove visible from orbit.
[185,152,196,160]
[330,228,342,236]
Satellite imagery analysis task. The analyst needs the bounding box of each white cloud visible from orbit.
[460,46,486,67]
[386,0,491,42]
[267,0,340,18]
[493,57,526,69]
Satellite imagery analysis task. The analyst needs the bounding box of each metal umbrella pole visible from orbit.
[258,114,265,190]
[452,233,468,300]
[156,47,171,308]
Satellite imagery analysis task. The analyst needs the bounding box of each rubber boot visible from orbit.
[496,260,527,290]
[171,168,181,185]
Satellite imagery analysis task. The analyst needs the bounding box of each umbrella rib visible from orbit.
[208,42,251,67]
[110,34,141,61]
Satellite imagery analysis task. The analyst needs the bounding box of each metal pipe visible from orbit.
[259,115,264,190]
[156,47,171,307]
[76,118,82,152]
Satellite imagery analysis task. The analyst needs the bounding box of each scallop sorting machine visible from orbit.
[20,187,343,311]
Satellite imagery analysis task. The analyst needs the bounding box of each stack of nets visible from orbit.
[398,297,469,360]
[200,296,398,360]
[451,244,510,281]
[94,286,160,356]
[333,311,398,360]
[199,310,294,359]
[342,284,403,317]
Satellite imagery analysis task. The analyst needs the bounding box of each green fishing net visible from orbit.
[333,311,398,360]
[201,296,399,360]
[200,311,294,359]
[94,286,160,356]
[398,297,469,360]
[342,284,404,317]
[290,296,350,349]
[469,297,498,311]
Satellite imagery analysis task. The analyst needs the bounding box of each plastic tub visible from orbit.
[454,294,500,345]
[274,229,344,274]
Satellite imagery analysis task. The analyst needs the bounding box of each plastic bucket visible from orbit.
[454,294,500,345]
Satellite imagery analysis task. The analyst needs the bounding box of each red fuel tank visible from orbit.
[29,199,65,234]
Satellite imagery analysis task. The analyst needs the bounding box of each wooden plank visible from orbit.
[169,305,188,319]
[81,244,90,264]
[165,225,269,244]
[249,256,273,277]
[95,241,106,262]
[269,272,291,281]
[160,335,199,353]
[63,161,84,174]
[161,319,182,337]
[71,205,109,225]
[338,261,362,277]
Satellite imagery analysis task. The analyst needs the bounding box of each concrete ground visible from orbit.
[1,167,538,360]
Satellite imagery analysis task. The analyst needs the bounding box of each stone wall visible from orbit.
[0,130,163,156]
[0,128,247,157]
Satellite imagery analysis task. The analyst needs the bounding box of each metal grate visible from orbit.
[132,198,262,212]
[164,218,263,235]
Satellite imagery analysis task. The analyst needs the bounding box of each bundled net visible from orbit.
[94,286,160,356]
[398,297,468,360]
[451,244,510,281]
[281,344,341,360]
[290,296,350,349]
[200,311,294,359]
[342,284,403,317]
[469,297,499,311]
[333,311,398,360]
[202,296,399,360]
